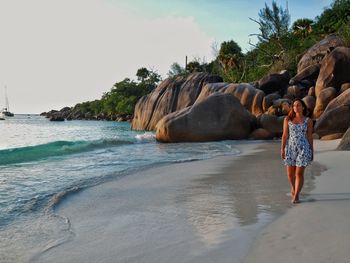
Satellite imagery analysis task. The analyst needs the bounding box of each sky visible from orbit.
[0,0,333,114]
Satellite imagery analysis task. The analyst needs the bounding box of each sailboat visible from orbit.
[1,86,14,117]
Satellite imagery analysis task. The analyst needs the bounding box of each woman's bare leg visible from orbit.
[287,166,296,199]
[294,166,305,203]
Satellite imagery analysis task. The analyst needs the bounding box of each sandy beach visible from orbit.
[244,139,350,263]
[30,140,341,263]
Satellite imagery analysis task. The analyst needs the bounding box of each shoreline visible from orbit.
[244,139,350,263]
[31,140,323,263]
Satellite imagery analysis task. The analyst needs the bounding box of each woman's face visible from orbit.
[293,100,304,115]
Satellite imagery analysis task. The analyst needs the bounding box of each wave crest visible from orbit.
[0,139,133,166]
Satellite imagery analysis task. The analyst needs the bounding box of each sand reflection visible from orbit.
[181,143,322,247]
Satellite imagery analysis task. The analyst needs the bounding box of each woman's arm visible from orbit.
[281,117,289,159]
[307,118,314,160]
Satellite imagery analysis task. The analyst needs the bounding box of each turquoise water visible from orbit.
[0,115,241,260]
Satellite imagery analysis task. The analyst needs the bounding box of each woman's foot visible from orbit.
[289,188,296,202]
[292,194,300,204]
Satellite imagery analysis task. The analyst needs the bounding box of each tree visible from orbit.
[136,67,150,82]
[314,0,350,34]
[186,61,202,73]
[98,68,161,115]
[167,62,187,78]
[217,40,243,73]
[292,18,314,38]
[250,1,290,43]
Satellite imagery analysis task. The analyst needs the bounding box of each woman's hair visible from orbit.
[287,98,308,120]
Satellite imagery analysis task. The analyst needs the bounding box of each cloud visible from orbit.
[0,0,214,113]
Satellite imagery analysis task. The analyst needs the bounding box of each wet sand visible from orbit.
[32,141,322,263]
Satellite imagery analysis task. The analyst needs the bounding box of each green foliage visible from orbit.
[167,62,187,78]
[253,0,290,42]
[136,67,150,81]
[186,61,202,73]
[102,69,161,115]
[292,18,314,38]
[314,0,350,34]
[72,68,161,117]
[219,40,242,57]
[339,20,350,46]
[218,40,243,73]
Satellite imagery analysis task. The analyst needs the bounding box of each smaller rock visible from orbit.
[308,86,316,97]
[287,85,301,98]
[289,64,320,85]
[340,83,350,94]
[337,127,350,150]
[258,114,285,137]
[324,88,350,113]
[249,128,274,140]
[320,133,344,140]
[263,93,281,112]
[313,87,337,118]
[302,95,316,115]
[50,114,65,121]
[258,70,290,95]
[314,104,350,137]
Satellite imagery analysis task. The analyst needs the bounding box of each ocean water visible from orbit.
[0,115,241,261]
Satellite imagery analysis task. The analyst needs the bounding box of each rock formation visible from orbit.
[258,70,290,95]
[315,46,350,97]
[297,34,343,73]
[131,73,222,131]
[314,104,350,137]
[313,87,337,118]
[155,93,253,142]
[43,35,350,142]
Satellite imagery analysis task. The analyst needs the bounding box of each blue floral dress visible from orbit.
[284,117,312,167]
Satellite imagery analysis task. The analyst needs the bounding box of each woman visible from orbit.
[281,99,313,204]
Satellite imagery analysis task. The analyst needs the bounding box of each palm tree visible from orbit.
[292,18,313,38]
[217,40,243,73]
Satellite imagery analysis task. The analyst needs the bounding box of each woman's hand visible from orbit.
[281,148,285,159]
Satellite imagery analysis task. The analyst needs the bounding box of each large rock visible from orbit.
[289,64,320,85]
[262,93,281,112]
[131,73,222,131]
[337,127,350,150]
[258,70,290,95]
[194,82,265,117]
[287,85,302,98]
[302,95,316,115]
[313,87,337,118]
[297,34,344,73]
[314,104,350,137]
[315,46,350,97]
[257,114,285,137]
[155,93,253,142]
[222,83,264,116]
[324,88,350,112]
[49,113,65,121]
[266,99,291,116]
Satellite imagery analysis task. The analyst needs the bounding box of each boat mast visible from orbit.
[4,85,10,111]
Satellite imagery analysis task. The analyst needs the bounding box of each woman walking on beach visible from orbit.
[281,99,313,203]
